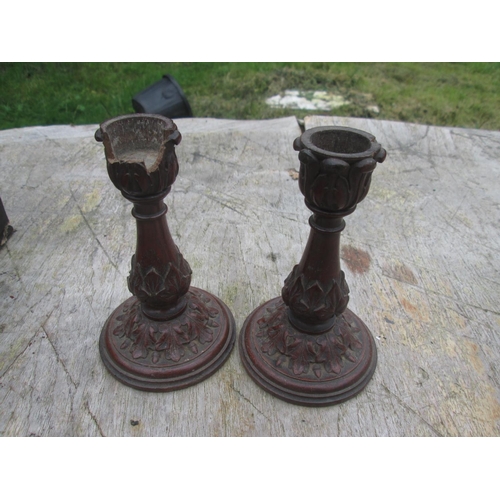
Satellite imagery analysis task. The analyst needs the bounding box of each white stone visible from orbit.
[366,105,380,114]
[266,90,350,111]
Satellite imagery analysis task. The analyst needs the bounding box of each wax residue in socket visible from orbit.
[119,149,160,171]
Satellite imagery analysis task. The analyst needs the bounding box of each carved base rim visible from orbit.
[100,286,236,392]
[239,297,377,406]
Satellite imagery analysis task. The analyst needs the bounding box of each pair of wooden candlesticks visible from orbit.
[95,114,386,407]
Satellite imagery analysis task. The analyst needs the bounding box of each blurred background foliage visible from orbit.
[1,62,499,130]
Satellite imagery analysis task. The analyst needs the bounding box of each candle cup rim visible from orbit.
[98,114,180,172]
[300,126,380,159]
[99,113,177,132]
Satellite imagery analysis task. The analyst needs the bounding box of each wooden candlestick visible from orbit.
[239,126,386,406]
[96,114,235,391]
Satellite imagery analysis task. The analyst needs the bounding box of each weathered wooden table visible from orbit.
[1,115,499,436]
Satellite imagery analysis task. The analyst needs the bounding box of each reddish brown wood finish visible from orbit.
[96,114,235,391]
[239,126,386,406]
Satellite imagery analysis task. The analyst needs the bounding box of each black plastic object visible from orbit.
[0,196,13,246]
[132,75,193,118]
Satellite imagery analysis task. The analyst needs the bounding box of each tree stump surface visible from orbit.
[0,115,499,436]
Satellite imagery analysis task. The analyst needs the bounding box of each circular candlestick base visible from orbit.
[239,297,376,406]
[100,287,235,392]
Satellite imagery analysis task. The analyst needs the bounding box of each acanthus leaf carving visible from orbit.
[311,171,350,211]
[287,336,317,375]
[255,301,363,379]
[128,248,192,307]
[111,290,221,365]
[295,144,382,213]
[282,266,350,321]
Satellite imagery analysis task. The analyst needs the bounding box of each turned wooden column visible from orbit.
[96,114,236,392]
[239,126,386,406]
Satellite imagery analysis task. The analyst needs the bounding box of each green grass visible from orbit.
[1,62,500,130]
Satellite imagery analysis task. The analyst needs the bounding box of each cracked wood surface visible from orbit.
[0,116,499,436]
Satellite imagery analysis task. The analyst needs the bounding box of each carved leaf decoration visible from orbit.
[276,355,287,367]
[257,302,290,356]
[155,332,169,351]
[140,266,169,298]
[189,302,209,323]
[329,285,341,316]
[156,329,175,351]
[345,352,356,363]
[300,280,335,317]
[128,251,191,305]
[135,170,152,194]
[198,327,213,345]
[311,173,349,211]
[257,304,285,335]
[131,323,150,360]
[297,148,318,196]
[358,174,372,203]
[349,158,376,205]
[153,326,184,361]
[114,163,153,195]
[114,302,140,338]
[183,323,196,343]
[283,266,350,321]
[112,291,221,364]
[207,307,219,318]
[299,280,326,314]
[256,300,366,378]
[333,175,350,210]
[164,149,180,186]
[120,339,131,350]
[281,267,298,306]
[311,173,329,208]
[168,339,184,362]
[288,337,315,375]
[325,357,342,374]
[162,263,185,298]
[335,272,350,314]
[315,334,345,374]
[112,324,125,337]
[261,326,288,356]
[337,318,362,351]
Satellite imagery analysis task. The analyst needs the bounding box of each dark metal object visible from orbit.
[95,114,235,391]
[132,75,193,119]
[239,126,386,406]
[0,196,13,247]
